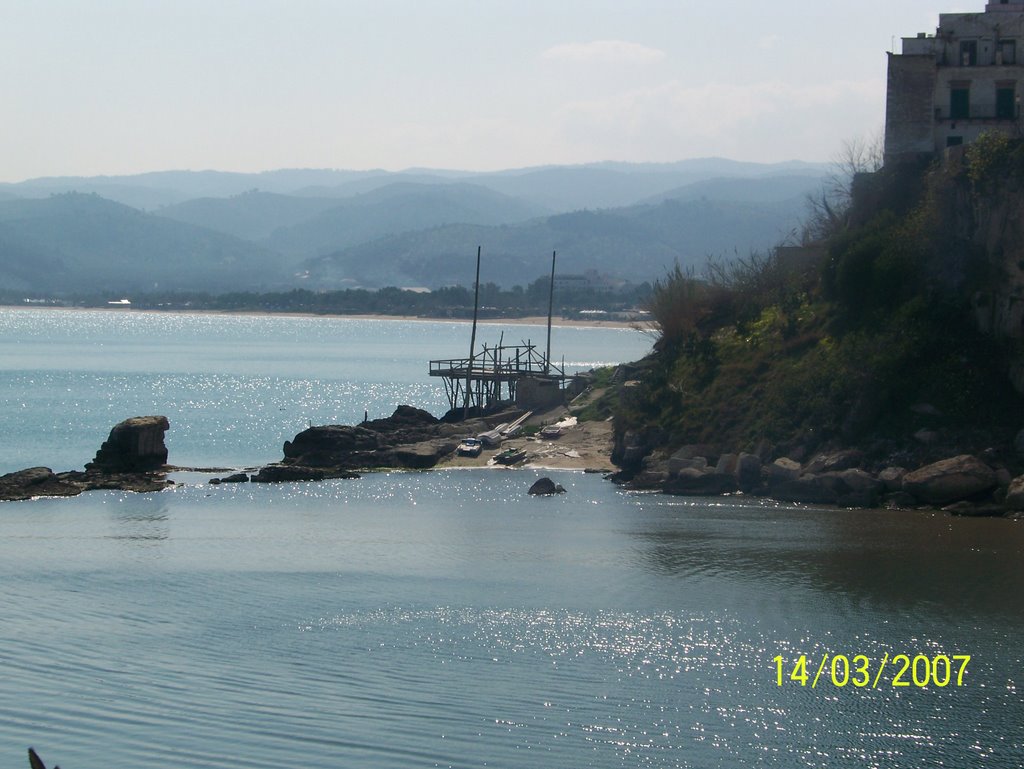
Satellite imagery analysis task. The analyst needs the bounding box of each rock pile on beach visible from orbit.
[617,440,1023,517]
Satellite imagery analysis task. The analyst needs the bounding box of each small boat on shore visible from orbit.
[477,423,507,448]
[494,447,527,465]
[540,425,563,439]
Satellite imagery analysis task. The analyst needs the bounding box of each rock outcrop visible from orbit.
[209,472,250,484]
[0,467,83,501]
[86,416,170,472]
[265,405,502,477]
[251,465,335,483]
[528,477,566,496]
[1,416,173,502]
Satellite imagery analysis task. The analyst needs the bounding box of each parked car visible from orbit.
[457,437,483,457]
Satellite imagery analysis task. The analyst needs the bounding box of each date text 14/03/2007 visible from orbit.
[773,653,971,689]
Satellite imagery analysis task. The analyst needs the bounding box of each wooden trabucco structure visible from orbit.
[429,341,567,413]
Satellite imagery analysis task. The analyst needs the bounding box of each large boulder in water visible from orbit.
[251,465,328,483]
[0,467,81,501]
[663,468,738,496]
[528,477,566,496]
[0,417,173,501]
[279,406,449,471]
[86,416,170,472]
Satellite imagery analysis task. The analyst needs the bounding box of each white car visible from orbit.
[456,437,483,457]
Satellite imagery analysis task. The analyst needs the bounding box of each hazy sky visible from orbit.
[2,1,977,181]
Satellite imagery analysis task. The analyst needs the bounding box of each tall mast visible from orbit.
[464,245,482,418]
[545,250,556,374]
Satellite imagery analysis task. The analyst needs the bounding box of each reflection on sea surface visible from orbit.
[5,309,1019,766]
[108,496,170,543]
[627,495,1024,620]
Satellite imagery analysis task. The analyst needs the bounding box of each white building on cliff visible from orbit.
[885,1,1024,164]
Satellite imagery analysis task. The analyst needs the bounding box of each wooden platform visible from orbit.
[429,342,567,412]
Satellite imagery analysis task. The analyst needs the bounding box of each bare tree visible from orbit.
[802,130,884,243]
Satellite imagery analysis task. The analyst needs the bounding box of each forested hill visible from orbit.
[0,194,285,294]
[303,196,805,289]
[0,160,826,295]
[606,134,1024,486]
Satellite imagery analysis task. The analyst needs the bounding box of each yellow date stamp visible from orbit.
[773,653,971,688]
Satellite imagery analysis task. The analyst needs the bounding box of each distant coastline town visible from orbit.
[5,270,652,326]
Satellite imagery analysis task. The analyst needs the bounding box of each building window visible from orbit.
[997,86,1017,119]
[947,136,964,147]
[999,39,1017,65]
[950,86,970,119]
[961,40,978,66]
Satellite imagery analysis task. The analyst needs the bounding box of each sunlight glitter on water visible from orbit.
[1,310,1022,769]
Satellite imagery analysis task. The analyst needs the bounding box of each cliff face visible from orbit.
[930,148,1024,342]
[916,140,1024,391]
[973,193,1024,340]
[968,171,1024,397]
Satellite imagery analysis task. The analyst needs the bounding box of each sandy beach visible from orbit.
[347,313,643,330]
[3,303,645,330]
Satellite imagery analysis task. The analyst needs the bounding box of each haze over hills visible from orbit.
[304,196,804,290]
[0,158,826,212]
[640,174,826,206]
[156,192,356,242]
[0,159,829,296]
[0,194,284,294]
[159,183,551,254]
[0,169,383,211]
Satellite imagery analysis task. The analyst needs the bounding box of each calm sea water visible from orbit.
[0,308,651,474]
[0,309,1022,769]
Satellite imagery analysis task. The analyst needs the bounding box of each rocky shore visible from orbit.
[612,433,1024,518]
[0,405,610,502]
[4,407,1024,519]
[245,403,614,484]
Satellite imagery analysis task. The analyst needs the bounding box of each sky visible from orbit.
[1,0,980,181]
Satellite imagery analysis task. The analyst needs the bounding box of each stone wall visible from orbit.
[885,53,937,164]
[515,377,565,410]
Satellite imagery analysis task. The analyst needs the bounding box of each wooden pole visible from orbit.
[464,245,482,418]
[545,250,556,373]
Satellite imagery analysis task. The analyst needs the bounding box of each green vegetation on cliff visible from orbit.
[614,135,1024,470]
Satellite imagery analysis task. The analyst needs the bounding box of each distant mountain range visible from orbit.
[0,194,284,294]
[0,159,829,295]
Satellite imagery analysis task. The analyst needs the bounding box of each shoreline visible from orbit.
[434,415,616,473]
[1,303,645,331]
